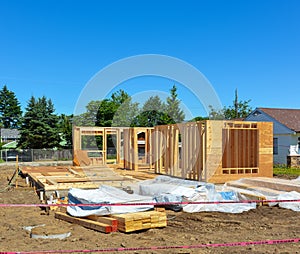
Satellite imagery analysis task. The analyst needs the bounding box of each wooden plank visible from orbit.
[86,215,118,226]
[226,181,284,196]
[111,210,167,233]
[55,212,116,233]
[240,177,300,192]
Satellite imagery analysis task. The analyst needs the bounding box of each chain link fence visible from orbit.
[0,149,72,162]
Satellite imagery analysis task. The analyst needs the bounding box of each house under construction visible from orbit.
[73,120,273,183]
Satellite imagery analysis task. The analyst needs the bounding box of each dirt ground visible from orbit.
[0,165,300,254]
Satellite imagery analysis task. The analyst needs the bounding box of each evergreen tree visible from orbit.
[18,96,60,149]
[0,85,22,128]
[165,85,185,124]
[57,114,73,149]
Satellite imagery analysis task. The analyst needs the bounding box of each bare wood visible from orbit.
[55,212,116,233]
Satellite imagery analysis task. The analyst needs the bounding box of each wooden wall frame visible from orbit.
[72,121,273,183]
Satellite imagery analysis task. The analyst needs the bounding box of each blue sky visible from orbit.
[0,0,299,119]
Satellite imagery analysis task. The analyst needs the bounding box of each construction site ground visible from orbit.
[0,164,300,254]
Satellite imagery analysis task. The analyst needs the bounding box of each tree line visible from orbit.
[73,85,185,127]
[0,84,252,150]
[0,84,186,150]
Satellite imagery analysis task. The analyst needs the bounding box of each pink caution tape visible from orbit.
[1,238,299,253]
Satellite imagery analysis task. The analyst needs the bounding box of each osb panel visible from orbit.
[207,121,273,183]
[205,121,223,180]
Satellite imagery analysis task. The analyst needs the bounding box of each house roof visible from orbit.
[0,128,20,139]
[2,140,17,149]
[258,108,300,132]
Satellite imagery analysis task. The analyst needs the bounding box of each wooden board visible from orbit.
[55,211,117,233]
[238,177,300,192]
[111,210,167,232]
[20,165,138,194]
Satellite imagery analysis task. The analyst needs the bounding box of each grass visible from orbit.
[273,166,300,177]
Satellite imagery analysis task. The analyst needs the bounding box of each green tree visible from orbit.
[135,96,169,126]
[0,85,22,128]
[96,90,139,127]
[111,97,139,127]
[208,105,225,120]
[223,89,252,119]
[208,89,252,120]
[18,96,60,149]
[73,100,101,126]
[95,99,118,127]
[165,85,185,124]
[57,114,73,149]
[189,116,209,122]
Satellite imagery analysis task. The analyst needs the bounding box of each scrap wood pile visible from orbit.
[55,208,167,233]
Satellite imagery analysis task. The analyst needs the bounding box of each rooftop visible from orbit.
[258,108,300,132]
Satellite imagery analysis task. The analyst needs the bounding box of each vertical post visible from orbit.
[133,128,138,171]
[103,129,106,165]
[15,155,19,188]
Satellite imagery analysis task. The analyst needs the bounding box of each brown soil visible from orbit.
[0,166,300,254]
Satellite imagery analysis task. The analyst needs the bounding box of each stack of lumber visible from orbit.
[226,177,300,201]
[111,209,167,232]
[55,209,167,234]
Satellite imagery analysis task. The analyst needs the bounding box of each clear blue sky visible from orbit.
[0,0,299,119]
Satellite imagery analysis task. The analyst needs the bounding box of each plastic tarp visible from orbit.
[67,185,154,217]
[138,175,202,198]
[272,191,300,211]
[224,178,300,212]
[183,184,256,213]
[138,176,256,213]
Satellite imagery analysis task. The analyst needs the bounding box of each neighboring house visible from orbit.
[245,108,300,165]
[0,128,20,143]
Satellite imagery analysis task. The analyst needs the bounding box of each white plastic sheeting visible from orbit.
[67,185,154,217]
[67,176,300,216]
[183,185,256,213]
[138,176,256,213]
[224,178,300,212]
[138,175,202,198]
[272,191,300,211]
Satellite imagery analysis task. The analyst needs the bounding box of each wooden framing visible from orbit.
[73,121,273,183]
[73,126,154,170]
[73,126,123,167]
[152,120,273,183]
